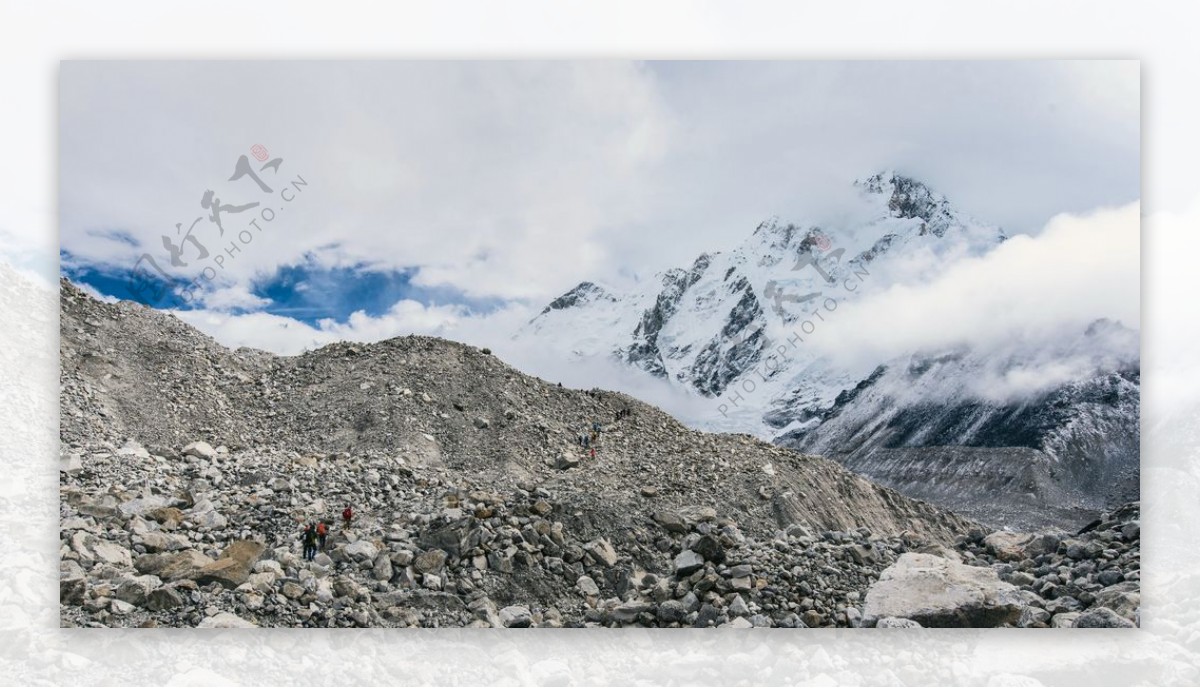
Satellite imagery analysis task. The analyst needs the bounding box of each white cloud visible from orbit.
[197,284,272,311]
[171,298,535,356]
[60,61,674,304]
[802,201,1141,371]
[60,61,1138,315]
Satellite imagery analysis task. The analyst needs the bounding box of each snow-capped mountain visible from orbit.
[514,172,1140,529]
[518,171,1008,431]
[775,321,1140,529]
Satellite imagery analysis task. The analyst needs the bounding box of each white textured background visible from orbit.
[1,1,1198,685]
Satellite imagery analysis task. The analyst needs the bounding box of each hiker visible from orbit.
[589,447,596,460]
[342,506,354,529]
[316,520,328,550]
[583,433,590,449]
[300,523,318,561]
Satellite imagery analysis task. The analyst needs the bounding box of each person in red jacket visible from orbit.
[342,506,353,529]
[316,520,328,550]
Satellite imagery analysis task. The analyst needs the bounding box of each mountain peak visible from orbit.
[537,281,614,317]
[856,171,974,238]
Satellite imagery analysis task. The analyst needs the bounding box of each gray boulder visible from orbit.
[499,605,532,628]
[863,553,1024,627]
[673,550,705,576]
[1074,607,1136,628]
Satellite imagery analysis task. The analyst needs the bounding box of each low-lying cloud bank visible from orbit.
[748,201,1143,405]
[156,200,1138,425]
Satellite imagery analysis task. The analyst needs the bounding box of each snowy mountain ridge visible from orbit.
[517,171,1009,432]
[513,171,1140,529]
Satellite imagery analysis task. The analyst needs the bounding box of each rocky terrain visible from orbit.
[59,280,1139,628]
[777,326,1140,531]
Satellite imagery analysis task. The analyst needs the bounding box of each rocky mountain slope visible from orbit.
[777,324,1140,531]
[515,172,1140,531]
[59,279,1138,628]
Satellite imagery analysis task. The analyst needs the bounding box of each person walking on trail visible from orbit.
[589,447,596,460]
[300,523,318,561]
[342,506,354,529]
[316,520,328,550]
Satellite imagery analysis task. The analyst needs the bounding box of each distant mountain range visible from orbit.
[515,172,1139,529]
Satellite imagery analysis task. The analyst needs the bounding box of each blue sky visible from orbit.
[61,250,504,326]
[58,60,1139,354]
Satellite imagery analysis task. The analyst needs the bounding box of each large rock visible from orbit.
[134,549,214,582]
[676,506,717,524]
[372,554,394,581]
[418,523,467,557]
[691,535,725,564]
[118,494,172,518]
[60,566,87,605]
[185,499,227,529]
[982,531,1061,562]
[60,452,83,475]
[653,511,688,534]
[1074,607,1137,628]
[655,506,717,534]
[137,531,190,553]
[876,617,923,628]
[182,441,217,460]
[197,612,258,628]
[863,553,1024,627]
[195,540,265,589]
[145,585,186,611]
[499,605,532,628]
[584,538,619,567]
[91,540,133,567]
[413,550,447,575]
[344,539,379,562]
[113,575,163,606]
[1093,587,1140,622]
[576,576,600,597]
[610,599,653,623]
[146,507,185,529]
[674,550,705,576]
[982,531,1031,562]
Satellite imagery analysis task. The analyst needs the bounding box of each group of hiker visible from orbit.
[299,506,355,561]
[575,420,606,458]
